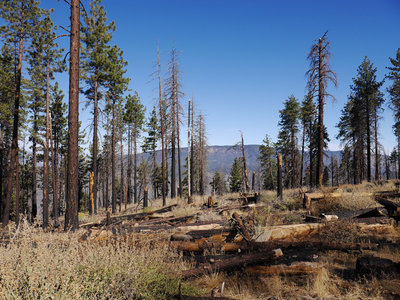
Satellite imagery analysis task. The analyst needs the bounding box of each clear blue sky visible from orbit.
[42,0,400,152]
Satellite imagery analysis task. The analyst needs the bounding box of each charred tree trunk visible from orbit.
[112,99,116,213]
[277,153,283,201]
[171,102,176,199]
[32,114,38,222]
[309,121,314,188]
[190,101,194,195]
[133,132,137,204]
[93,80,98,213]
[43,61,50,230]
[317,37,324,188]
[241,133,250,193]
[187,100,191,198]
[366,97,371,182]
[120,141,124,211]
[374,110,379,181]
[176,101,182,198]
[300,124,305,187]
[65,0,80,231]
[157,42,166,206]
[4,31,23,226]
[50,116,59,227]
[127,124,132,203]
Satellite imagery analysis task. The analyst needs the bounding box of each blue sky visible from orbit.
[42,0,400,151]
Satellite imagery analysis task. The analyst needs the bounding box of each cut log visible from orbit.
[303,192,342,209]
[181,248,283,279]
[256,223,322,242]
[246,262,323,276]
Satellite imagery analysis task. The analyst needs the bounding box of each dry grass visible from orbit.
[0,219,203,299]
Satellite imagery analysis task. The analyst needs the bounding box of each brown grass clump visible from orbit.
[0,219,203,299]
[317,219,362,243]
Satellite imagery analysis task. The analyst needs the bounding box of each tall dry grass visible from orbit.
[0,219,203,299]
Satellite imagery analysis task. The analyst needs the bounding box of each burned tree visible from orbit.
[306,31,337,188]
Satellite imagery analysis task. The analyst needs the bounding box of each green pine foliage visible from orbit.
[229,157,242,193]
[258,135,277,190]
[276,95,300,188]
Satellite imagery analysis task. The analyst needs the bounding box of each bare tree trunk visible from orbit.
[157,42,166,206]
[4,31,23,226]
[317,37,324,188]
[290,128,296,188]
[374,110,379,181]
[187,100,191,198]
[93,80,98,213]
[171,101,176,198]
[112,99,116,213]
[15,152,19,226]
[43,61,50,230]
[190,101,194,195]
[277,153,283,200]
[176,98,182,198]
[309,122,313,188]
[241,133,250,193]
[32,114,38,222]
[65,0,80,231]
[127,125,132,203]
[120,141,124,211]
[50,113,59,227]
[300,125,305,187]
[134,132,137,204]
[366,97,371,182]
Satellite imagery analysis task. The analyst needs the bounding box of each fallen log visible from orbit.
[181,248,283,279]
[303,192,342,209]
[375,196,400,217]
[175,241,242,253]
[139,214,196,226]
[217,204,257,215]
[354,207,386,218]
[80,204,179,228]
[246,262,323,276]
[256,223,322,242]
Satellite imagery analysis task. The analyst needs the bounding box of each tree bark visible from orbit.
[374,114,379,181]
[65,0,80,231]
[366,96,371,182]
[93,80,98,214]
[112,99,116,213]
[120,141,124,211]
[317,37,324,188]
[43,61,50,230]
[32,113,38,222]
[50,113,59,227]
[277,153,283,200]
[300,124,305,187]
[134,132,137,204]
[157,42,166,206]
[187,100,191,198]
[4,31,23,226]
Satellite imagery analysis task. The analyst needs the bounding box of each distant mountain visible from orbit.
[133,145,343,177]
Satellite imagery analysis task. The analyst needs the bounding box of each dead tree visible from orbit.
[306,31,337,188]
[157,41,166,206]
[241,132,250,193]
